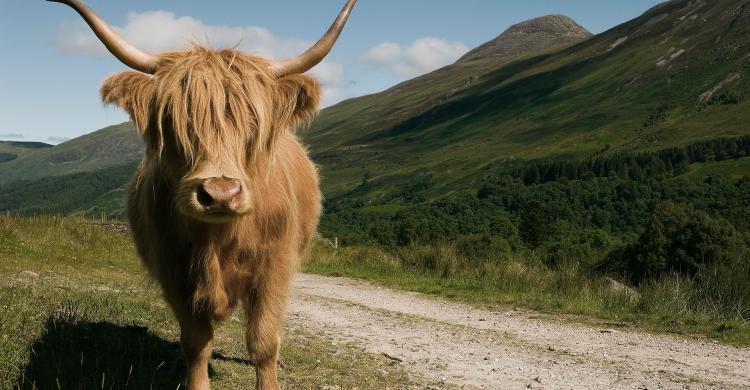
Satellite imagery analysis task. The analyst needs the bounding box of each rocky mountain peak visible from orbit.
[457,14,592,63]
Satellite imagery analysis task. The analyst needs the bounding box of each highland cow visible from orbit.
[48,0,357,389]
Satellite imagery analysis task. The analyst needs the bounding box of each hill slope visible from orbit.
[0,162,136,218]
[306,14,593,193]
[0,141,52,163]
[0,122,140,185]
[306,0,750,199]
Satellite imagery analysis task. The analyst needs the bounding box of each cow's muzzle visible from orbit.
[194,177,246,218]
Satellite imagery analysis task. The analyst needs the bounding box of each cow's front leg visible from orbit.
[178,311,214,390]
[245,271,292,390]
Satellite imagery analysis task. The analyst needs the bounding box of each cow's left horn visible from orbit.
[271,0,357,78]
[48,0,160,74]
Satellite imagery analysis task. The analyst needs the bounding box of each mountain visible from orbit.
[0,141,52,163]
[306,0,750,201]
[0,122,140,185]
[3,2,750,331]
[456,15,592,63]
[305,14,592,193]
[0,162,136,218]
[0,141,52,150]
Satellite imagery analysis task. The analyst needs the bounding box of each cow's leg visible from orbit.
[194,250,231,322]
[245,270,293,390]
[176,306,214,390]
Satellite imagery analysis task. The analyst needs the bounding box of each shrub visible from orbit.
[546,243,596,269]
[699,258,750,319]
[607,202,748,282]
[397,243,461,277]
[489,214,519,239]
[455,234,511,262]
[519,200,550,248]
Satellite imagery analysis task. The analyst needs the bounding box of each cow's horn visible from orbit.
[271,0,357,78]
[48,0,160,74]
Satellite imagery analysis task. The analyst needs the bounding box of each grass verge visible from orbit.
[304,242,750,347]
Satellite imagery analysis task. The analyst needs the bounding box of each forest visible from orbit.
[0,163,136,216]
[320,136,750,320]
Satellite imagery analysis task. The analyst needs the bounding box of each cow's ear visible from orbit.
[276,74,322,131]
[101,71,155,133]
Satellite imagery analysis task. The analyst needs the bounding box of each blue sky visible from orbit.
[0,0,663,144]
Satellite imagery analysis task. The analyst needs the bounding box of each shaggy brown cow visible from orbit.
[48,0,357,389]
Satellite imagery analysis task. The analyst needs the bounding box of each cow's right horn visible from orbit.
[48,0,160,74]
[271,0,357,78]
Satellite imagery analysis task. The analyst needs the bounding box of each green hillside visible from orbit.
[0,122,140,185]
[0,141,51,163]
[0,162,135,219]
[306,0,750,200]
[306,15,594,194]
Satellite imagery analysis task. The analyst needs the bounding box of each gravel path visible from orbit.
[288,273,750,389]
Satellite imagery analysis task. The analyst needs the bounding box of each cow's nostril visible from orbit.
[198,177,242,209]
[196,185,215,207]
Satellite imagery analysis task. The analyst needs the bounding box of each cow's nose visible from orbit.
[197,177,242,209]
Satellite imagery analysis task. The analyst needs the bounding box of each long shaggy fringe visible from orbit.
[100,45,320,166]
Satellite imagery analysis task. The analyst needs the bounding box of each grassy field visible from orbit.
[0,215,428,389]
[304,243,750,347]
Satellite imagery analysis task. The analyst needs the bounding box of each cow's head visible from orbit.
[50,0,355,223]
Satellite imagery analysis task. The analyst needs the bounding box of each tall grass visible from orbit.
[306,241,750,345]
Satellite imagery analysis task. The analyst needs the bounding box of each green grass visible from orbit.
[0,215,430,389]
[303,242,750,347]
[686,157,750,180]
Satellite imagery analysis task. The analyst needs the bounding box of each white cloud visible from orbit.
[309,62,345,89]
[362,42,402,64]
[58,10,349,105]
[0,133,24,140]
[308,62,351,107]
[58,10,309,60]
[362,38,469,77]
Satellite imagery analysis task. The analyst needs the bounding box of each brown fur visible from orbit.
[103,46,322,390]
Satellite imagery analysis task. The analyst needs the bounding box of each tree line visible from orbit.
[513,136,750,184]
[320,135,750,300]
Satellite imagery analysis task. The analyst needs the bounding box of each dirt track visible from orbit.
[288,274,750,389]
